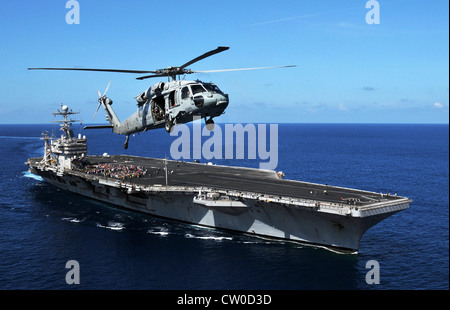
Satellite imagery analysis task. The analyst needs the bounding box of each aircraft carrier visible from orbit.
[26,105,411,252]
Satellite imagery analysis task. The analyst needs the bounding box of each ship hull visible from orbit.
[32,168,406,252]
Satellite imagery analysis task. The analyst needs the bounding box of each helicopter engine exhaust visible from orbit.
[136,82,165,105]
[136,92,147,105]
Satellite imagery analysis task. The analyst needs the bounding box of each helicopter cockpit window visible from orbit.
[191,84,207,95]
[181,87,190,99]
[203,83,223,94]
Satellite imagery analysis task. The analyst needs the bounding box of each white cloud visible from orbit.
[337,22,357,28]
[434,102,443,109]
[338,103,347,111]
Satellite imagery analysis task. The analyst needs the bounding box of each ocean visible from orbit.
[0,123,448,290]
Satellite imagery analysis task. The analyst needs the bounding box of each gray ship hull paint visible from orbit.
[31,166,409,252]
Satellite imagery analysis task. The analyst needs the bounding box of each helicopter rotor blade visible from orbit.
[136,74,172,80]
[93,101,102,121]
[93,88,103,121]
[28,48,294,81]
[28,67,158,74]
[103,80,111,97]
[193,65,297,73]
[179,46,229,70]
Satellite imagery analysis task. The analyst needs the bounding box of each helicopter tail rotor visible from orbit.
[93,80,111,121]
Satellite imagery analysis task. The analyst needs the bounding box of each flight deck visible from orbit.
[62,155,401,208]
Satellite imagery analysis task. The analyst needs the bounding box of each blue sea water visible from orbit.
[0,123,448,290]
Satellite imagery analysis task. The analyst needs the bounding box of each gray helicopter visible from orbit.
[29,46,295,149]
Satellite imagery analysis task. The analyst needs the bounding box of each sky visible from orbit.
[0,0,448,124]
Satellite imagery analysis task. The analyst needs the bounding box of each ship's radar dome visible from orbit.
[62,105,69,112]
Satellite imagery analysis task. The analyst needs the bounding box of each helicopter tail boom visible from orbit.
[101,97,121,128]
[92,81,121,130]
[83,125,113,130]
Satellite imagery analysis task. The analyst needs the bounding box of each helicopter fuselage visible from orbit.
[105,79,228,137]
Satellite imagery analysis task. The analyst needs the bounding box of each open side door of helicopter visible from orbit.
[151,95,166,125]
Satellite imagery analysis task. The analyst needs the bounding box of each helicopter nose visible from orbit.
[215,93,228,106]
[203,94,228,108]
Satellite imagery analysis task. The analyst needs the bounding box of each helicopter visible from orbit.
[29,46,295,149]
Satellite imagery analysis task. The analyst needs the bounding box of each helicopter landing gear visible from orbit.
[205,117,215,131]
[124,135,129,149]
[165,118,174,133]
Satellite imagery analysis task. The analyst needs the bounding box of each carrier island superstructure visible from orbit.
[26,105,411,252]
